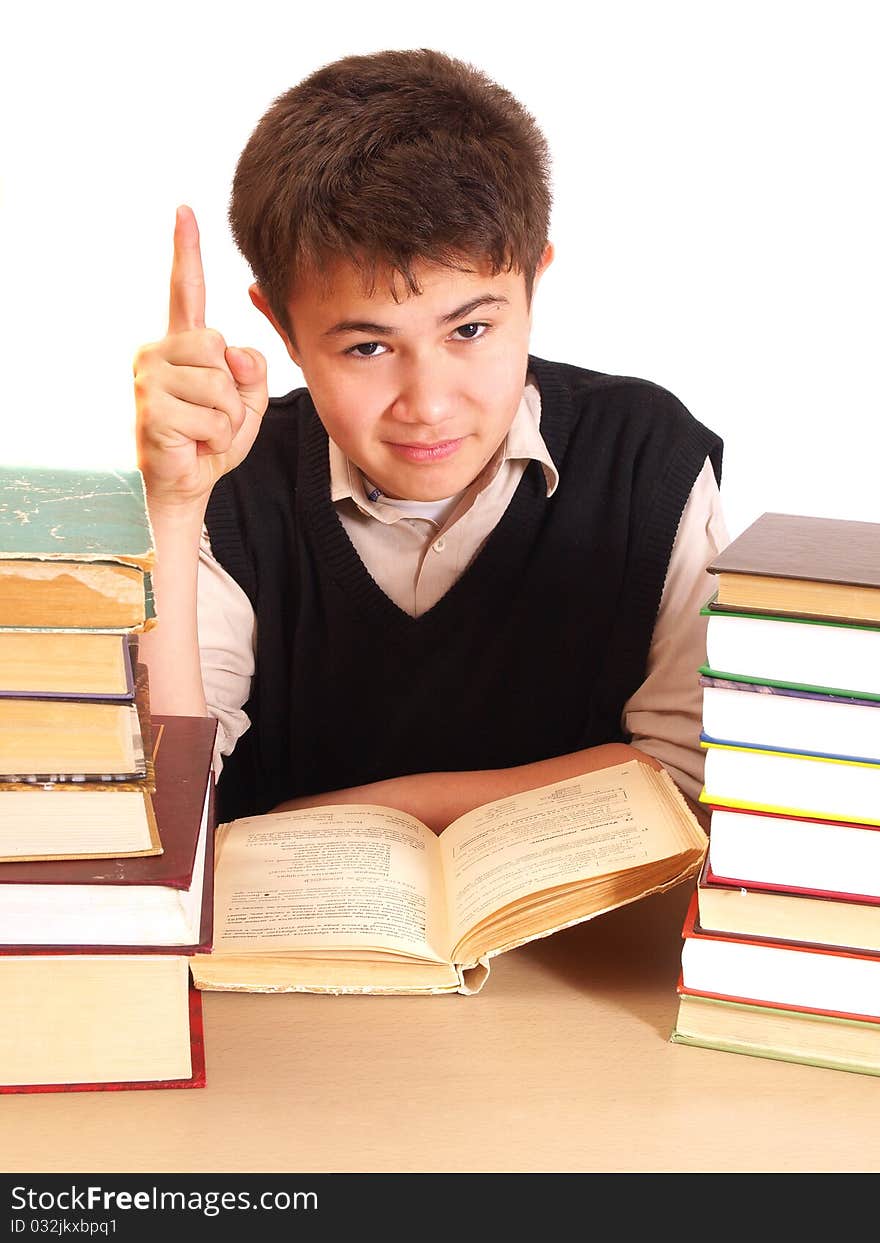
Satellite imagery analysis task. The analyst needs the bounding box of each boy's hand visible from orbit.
[133,205,268,512]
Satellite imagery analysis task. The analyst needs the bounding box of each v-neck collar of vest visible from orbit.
[299,354,575,630]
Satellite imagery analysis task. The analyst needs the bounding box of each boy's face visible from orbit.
[250,244,553,501]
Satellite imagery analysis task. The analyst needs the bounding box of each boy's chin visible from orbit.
[379,464,476,503]
[374,448,483,502]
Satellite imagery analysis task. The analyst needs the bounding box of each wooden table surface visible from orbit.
[3,882,879,1175]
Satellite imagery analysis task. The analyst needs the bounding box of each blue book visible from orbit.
[700,674,880,764]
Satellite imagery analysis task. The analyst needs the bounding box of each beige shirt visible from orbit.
[196,372,729,804]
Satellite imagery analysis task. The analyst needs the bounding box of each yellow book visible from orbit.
[700,739,880,826]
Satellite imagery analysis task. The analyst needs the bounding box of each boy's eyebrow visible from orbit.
[322,295,511,337]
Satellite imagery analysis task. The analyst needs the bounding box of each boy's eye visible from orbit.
[345,321,490,359]
[453,321,487,340]
[348,341,387,359]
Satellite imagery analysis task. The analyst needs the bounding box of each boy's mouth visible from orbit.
[387,438,465,463]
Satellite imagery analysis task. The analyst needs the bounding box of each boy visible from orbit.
[135,48,727,832]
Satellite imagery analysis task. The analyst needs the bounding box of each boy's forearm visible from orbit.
[273,742,663,832]
[137,503,209,717]
[422,742,659,829]
[413,746,709,832]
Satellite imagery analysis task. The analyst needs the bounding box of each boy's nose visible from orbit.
[389,370,455,428]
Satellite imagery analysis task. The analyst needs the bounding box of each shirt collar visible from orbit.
[500,375,559,497]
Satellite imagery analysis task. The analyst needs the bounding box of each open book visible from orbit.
[190,760,707,996]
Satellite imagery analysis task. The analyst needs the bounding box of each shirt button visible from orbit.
[433,537,446,553]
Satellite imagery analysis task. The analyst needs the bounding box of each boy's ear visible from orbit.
[535,241,555,284]
[527,242,555,323]
[248,283,301,366]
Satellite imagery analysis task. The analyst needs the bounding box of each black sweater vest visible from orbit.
[205,354,722,822]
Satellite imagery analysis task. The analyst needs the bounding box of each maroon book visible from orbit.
[0,714,217,953]
[0,975,206,1094]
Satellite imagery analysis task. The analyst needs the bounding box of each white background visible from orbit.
[2,0,877,540]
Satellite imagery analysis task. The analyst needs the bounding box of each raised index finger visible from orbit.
[168,205,206,334]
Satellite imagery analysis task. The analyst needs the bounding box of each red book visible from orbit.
[0,977,206,1094]
[703,856,880,906]
[679,890,880,1021]
[703,801,880,899]
[674,970,880,1026]
[0,715,216,1094]
[0,714,217,951]
[696,854,880,955]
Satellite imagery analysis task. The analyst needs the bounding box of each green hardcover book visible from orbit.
[0,465,156,630]
[672,987,880,1078]
[0,465,155,568]
[701,595,880,699]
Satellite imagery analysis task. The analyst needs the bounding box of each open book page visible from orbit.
[438,761,705,960]
[209,805,451,962]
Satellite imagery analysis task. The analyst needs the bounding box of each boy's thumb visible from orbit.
[226,346,268,410]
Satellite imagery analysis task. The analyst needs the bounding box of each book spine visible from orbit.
[699,673,880,708]
[700,731,880,767]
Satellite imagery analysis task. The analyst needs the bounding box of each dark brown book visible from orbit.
[707,512,880,624]
[0,714,217,950]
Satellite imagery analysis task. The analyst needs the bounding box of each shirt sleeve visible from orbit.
[197,525,256,775]
[623,457,730,805]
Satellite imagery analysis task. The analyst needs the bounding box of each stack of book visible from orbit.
[671,511,880,1077]
[0,464,215,1092]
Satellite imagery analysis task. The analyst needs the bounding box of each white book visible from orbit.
[704,608,880,698]
[701,742,880,826]
[706,805,880,897]
[701,682,880,761]
[681,916,880,1019]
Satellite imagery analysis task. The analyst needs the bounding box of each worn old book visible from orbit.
[0,651,147,785]
[0,631,136,698]
[0,655,151,784]
[679,892,880,1019]
[191,760,707,996]
[0,784,160,863]
[0,688,158,864]
[0,715,215,948]
[696,855,880,953]
[0,564,156,630]
[700,674,880,761]
[671,982,880,1078]
[0,957,204,1093]
[0,697,148,782]
[700,737,880,825]
[0,464,156,630]
[702,602,880,699]
[707,511,880,625]
[705,804,880,897]
[0,662,158,861]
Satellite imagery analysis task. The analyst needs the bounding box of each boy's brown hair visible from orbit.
[228,47,553,338]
